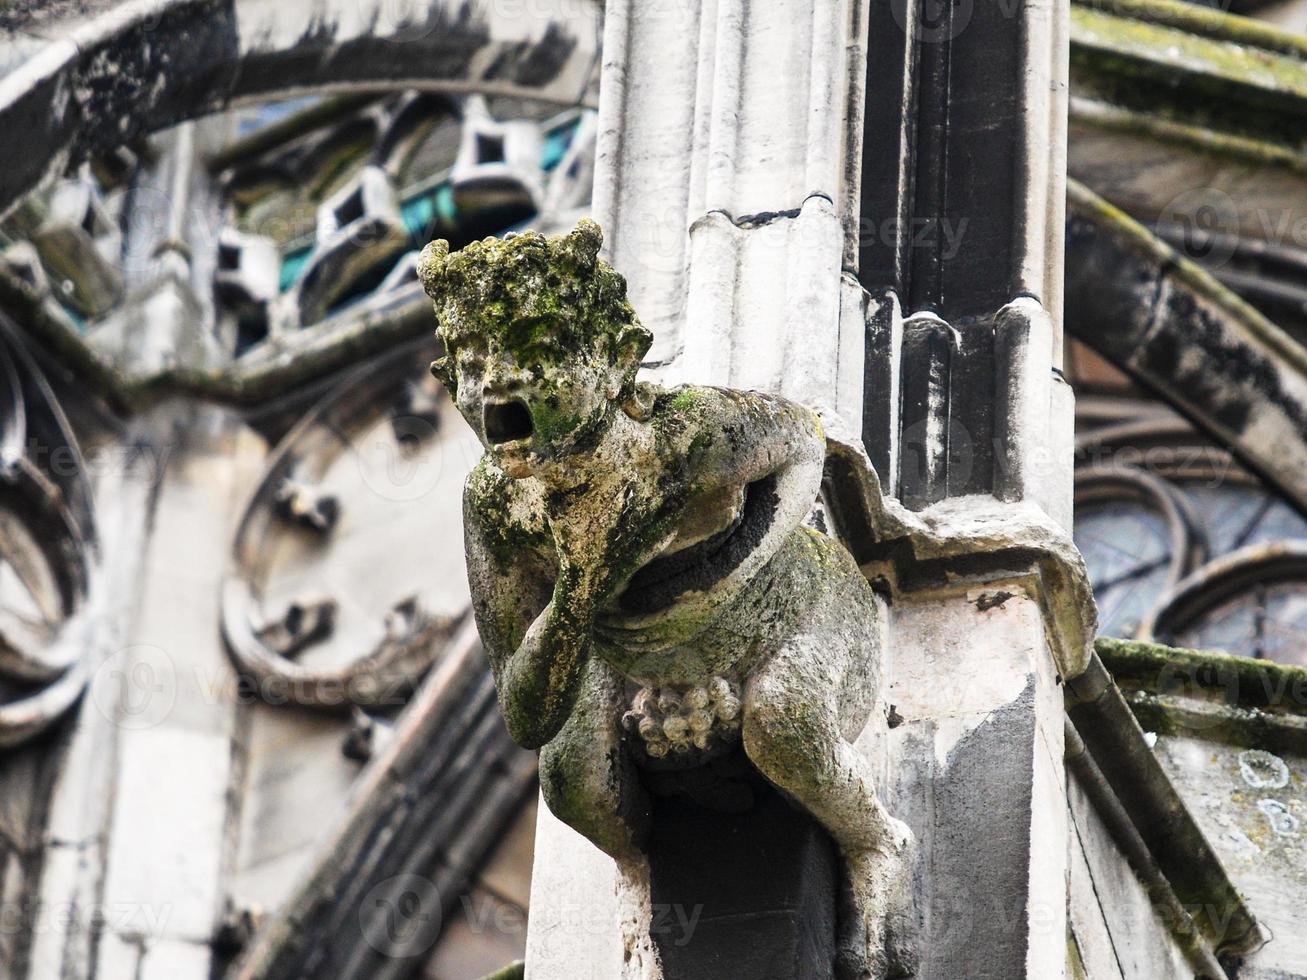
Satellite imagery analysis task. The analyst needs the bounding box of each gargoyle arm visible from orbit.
[463,469,594,749]
[690,385,826,556]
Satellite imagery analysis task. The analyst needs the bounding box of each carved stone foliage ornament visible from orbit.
[221,343,468,711]
[418,221,916,978]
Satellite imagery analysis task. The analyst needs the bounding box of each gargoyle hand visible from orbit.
[548,475,677,611]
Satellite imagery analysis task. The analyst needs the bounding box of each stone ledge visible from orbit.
[821,413,1096,681]
[1066,650,1268,965]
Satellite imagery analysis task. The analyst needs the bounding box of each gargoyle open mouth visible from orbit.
[484,398,534,445]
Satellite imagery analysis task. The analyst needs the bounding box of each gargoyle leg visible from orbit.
[538,657,660,977]
[538,656,651,865]
[742,637,916,980]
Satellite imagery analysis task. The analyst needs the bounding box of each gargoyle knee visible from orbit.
[539,738,649,862]
[741,693,835,788]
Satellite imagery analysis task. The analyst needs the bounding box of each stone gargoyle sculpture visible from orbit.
[418,219,915,979]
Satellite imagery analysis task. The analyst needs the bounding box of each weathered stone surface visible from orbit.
[421,220,913,977]
[0,0,602,221]
[1099,638,1307,977]
[1066,180,1307,517]
[1067,775,1194,980]
[883,589,1069,980]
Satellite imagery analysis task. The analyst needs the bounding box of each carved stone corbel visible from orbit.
[420,222,919,979]
[821,409,1097,683]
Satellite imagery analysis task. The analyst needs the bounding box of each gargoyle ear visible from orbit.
[616,321,653,367]
[560,218,602,269]
[430,355,456,395]
[417,239,450,298]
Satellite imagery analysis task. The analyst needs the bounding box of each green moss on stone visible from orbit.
[418,219,650,372]
[468,462,550,571]
[1075,0,1307,61]
[669,388,701,413]
[1070,0,1307,163]
[1097,635,1307,715]
[529,400,583,444]
[477,961,524,980]
[1072,6,1307,99]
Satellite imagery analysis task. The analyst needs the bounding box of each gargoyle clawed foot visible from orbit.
[837,820,919,980]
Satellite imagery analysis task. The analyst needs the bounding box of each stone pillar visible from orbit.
[529,2,873,976]
[27,404,268,980]
[591,0,868,418]
[849,0,1085,974]
[526,0,1093,976]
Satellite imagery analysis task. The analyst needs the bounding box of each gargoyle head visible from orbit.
[419,219,652,478]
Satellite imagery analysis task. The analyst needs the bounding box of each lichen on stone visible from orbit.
[422,219,916,977]
[419,218,650,402]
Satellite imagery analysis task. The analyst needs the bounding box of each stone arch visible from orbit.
[1065,178,1307,517]
[0,0,600,217]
